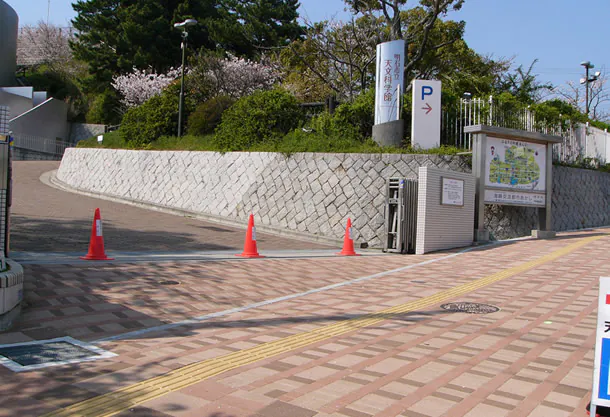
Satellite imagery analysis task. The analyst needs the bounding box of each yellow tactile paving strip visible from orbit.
[43,235,606,417]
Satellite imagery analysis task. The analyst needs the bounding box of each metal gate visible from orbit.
[383,178,418,254]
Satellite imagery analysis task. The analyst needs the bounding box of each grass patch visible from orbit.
[75,129,467,156]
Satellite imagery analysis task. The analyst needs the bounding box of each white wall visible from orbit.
[415,167,475,254]
[10,98,69,140]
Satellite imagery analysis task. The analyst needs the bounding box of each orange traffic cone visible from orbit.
[80,208,114,260]
[337,218,359,256]
[236,214,264,258]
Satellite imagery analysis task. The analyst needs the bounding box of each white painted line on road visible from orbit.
[94,244,487,344]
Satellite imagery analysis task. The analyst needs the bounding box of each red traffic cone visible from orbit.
[236,214,264,258]
[337,218,360,256]
[80,208,114,260]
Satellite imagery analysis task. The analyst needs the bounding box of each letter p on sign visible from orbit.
[421,86,433,100]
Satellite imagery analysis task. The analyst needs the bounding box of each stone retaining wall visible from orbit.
[57,149,610,247]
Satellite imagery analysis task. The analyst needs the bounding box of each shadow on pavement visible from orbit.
[10,215,236,252]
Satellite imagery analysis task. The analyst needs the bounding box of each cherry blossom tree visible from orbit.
[190,54,280,100]
[17,22,77,73]
[111,68,182,108]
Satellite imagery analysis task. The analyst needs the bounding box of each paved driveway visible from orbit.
[10,161,331,253]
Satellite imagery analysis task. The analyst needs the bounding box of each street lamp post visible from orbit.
[580,61,601,118]
[174,19,198,137]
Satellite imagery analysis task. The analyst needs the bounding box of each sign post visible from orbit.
[411,79,441,149]
[592,277,610,417]
[465,125,562,242]
[372,40,405,148]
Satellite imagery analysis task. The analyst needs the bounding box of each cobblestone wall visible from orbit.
[69,123,106,144]
[57,149,610,246]
[57,149,470,247]
[486,165,610,239]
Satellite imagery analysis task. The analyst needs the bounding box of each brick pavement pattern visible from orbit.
[0,229,608,416]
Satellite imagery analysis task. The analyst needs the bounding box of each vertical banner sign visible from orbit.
[374,40,405,125]
[592,277,610,411]
[411,79,442,149]
[96,219,102,237]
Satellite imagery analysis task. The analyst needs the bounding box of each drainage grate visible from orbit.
[441,302,500,314]
[0,337,117,372]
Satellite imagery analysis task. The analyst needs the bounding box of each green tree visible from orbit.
[497,59,552,104]
[208,0,304,57]
[71,0,302,87]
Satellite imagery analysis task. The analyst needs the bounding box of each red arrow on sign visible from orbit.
[422,103,432,114]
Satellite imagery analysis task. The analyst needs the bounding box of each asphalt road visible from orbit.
[9,161,330,253]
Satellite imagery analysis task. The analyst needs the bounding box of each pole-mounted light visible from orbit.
[174,19,198,137]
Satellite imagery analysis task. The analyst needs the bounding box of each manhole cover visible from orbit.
[0,337,116,372]
[159,280,180,285]
[441,302,500,314]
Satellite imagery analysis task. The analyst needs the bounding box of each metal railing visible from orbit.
[11,133,71,156]
[441,96,609,164]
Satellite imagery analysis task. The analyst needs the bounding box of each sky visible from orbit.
[7,0,610,109]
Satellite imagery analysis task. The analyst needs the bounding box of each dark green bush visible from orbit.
[187,96,234,136]
[333,89,376,138]
[119,84,195,146]
[214,89,304,150]
[86,89,122,125]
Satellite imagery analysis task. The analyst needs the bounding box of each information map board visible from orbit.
[483,136,547,207]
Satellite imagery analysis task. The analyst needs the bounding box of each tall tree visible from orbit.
[497,59,553,104]
[209,0,304,57]
[71,0,302,87]
[344,0,464,79]
[281,16,384,101]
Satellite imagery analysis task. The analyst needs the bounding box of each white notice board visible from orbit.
[592,277,610,408]
[441,177,464,206]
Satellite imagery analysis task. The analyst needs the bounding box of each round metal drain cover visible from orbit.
[159,280,180,286]
[441,302,500,314]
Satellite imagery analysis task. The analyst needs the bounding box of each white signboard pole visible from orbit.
[591,277,610,415]
[374,40,405,125]
[411,79,441,149]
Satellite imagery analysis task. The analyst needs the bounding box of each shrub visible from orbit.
[187,96,234,136]
[119,83,195,146]
[86,89,121,125]
[214,89,304,150]
[333,89,376,138]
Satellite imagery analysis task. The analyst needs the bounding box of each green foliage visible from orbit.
[71,0,302,88]
[120,87,180,146]
[76,128,464,156]
[86,89,122,125]
[187,96,235,136]
[76,130,128,148]
[214,89,304,150]
[332,89,376,138]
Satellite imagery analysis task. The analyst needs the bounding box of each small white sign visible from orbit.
[484,189,545,206]
[591,277,610,409]
[441,177,464,206]
[411,79,441,149]
[97,135,103,143]
[251,226,256,241]
[95,219,102,237]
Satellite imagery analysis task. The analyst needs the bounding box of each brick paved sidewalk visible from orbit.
[0,229,608,417]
